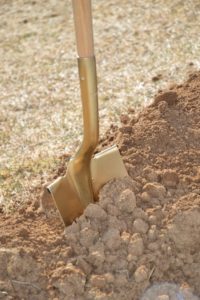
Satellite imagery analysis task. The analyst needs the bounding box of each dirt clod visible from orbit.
[116,189,136,213]
[153,91,178,106]
[161,170,179,188]
[128,234,144,256]
[143,182,166,199]
[134,265,149,283]
[133,218,149,234]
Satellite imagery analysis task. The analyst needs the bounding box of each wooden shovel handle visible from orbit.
[72,0,94,57]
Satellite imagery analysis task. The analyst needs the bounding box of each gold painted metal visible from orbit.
[47,56,128,226]
[48,57,98,225]
[91,145,128,199]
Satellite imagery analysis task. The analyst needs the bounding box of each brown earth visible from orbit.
[0,72,200,299]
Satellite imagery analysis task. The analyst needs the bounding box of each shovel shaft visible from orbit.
[72,0,94,57]
[78,57,98,150]
[69,1,99,207]
[69,56,99,207]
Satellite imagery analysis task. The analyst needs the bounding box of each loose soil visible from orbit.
[1,72,200,300]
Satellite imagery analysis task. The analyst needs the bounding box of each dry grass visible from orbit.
[1,0,200,210]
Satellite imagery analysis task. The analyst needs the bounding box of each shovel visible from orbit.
[47,0,127,226]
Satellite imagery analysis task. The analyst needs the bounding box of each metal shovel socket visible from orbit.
[47,56,127,226]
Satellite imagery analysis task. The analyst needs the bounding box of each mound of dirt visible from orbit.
[1,72,200,300]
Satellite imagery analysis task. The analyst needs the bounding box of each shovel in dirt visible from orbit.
[47,0,128,226]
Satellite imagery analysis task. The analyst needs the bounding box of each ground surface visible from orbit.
[1,0,200,209]
[0,72,200,299]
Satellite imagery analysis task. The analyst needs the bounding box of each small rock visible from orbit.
[89,251,105,268]
[154,91,178,106]
[104,272,115,283]
[143,182,166,199]
[161,170,179,188]
[116,189,136,213]
[148,225,157,241]
[167,208,200,250]
[134,265,148,283]
[53,263,86,296]
[127,254,137,263]
[152,74,162,82]
[133,208,148,221]
[148,215,157,225]
[143,167,158,182]
[133,218,149,234]
[90,274,107,289]
[127,254,138,263]
[141,192,151,202]
[88,243,105,267]
[121,231,131,244]
[128,234,144,256]
[90,272,114,286]
[102,228,121,250]
[84,204,107,220]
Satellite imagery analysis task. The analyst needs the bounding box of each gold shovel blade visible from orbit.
[91,145,128,198]
[47,145,127,226]
[47,174,84,226]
